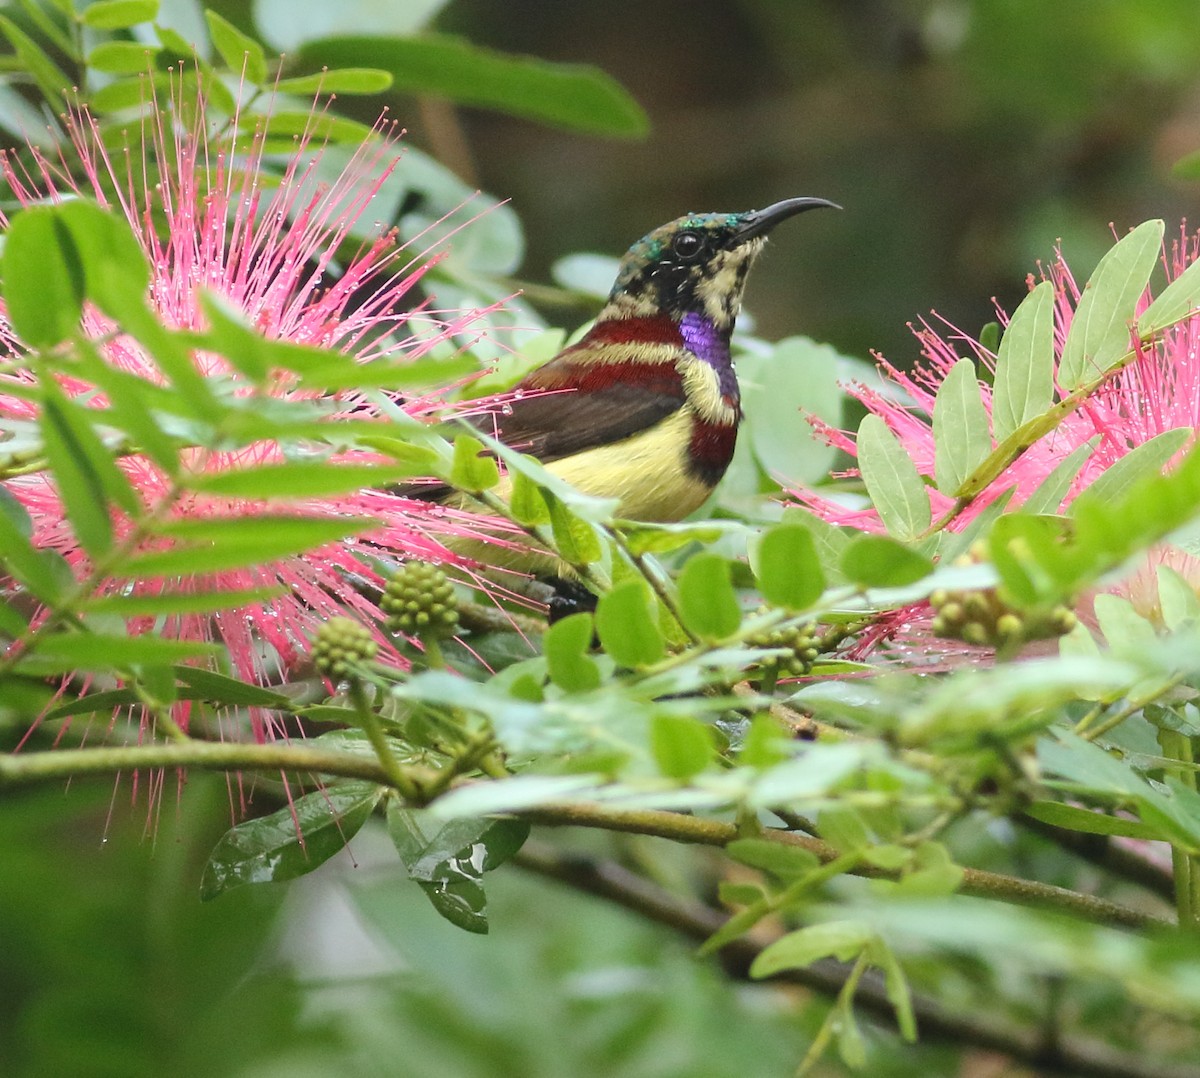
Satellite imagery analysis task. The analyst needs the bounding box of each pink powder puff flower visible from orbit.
[794,225,1200,651]
[0,87,524,745]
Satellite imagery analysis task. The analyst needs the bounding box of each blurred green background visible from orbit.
[6,0,1200,1074]
[434,0,1200,360]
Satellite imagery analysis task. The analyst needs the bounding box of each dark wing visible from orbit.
[394,345,685,503]
[490,349,686,461]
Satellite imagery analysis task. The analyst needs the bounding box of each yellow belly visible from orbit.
[536,408,713,521]
[445,409,714,577]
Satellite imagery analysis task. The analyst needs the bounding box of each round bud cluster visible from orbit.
[930,542,1077,651]
[312,616,378,678]
[749,622,822,677]
[929,587,1077,649]
[382,561,460,639]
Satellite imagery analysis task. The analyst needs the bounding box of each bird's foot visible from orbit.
[541,576,598,623]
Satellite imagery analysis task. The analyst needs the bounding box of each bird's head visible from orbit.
[600,196,839,331]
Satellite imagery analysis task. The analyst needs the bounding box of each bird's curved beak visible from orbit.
[733,196,841,244]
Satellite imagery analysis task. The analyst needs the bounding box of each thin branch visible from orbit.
[519,801,1172,930]
[0,742,395,787]
[513,842,1200,1078]
[0,743,1171,929]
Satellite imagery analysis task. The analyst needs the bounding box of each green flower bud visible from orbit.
[383,561,460,639]
[312,616,378,678]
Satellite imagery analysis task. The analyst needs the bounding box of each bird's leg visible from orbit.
[520,575,598,623]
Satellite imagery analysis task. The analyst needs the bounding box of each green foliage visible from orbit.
[1058,220,1163,389]
[297,33,649,136]
[386,805,530,933]
[202,780,383,899]
[991,280,1055,441]
[4,14,1200,1078]
[932,358,991,495]
[594,579,664,667]
[677,552,741,641]
[855,414,932,541]
[753,522,825,610]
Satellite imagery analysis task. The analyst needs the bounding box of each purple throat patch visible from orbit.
[679,311,738,400]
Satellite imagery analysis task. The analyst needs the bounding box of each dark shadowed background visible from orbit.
[426,0,1200,362]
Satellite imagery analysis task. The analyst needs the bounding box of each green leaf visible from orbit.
[545,492,602,566]
[204,10,267,84]
[1058,220,1164,390]
[39,387,118,555]
[1140,253,1200,334]
[892,841,965,898]
[543,612,601,693]
[42,380,140,521]
[386,806,530,935]
[594,579,664,667]
[1020,437,1096,515]
[1070,441,1200,587]
[677,552,741,642]
[172,665,293,708]
[80,0,158,29]
[201,782,381,899]
[22,632,220,673]
[839,535,934,588]
[650,713,712,779]
[874,941,918,1041]
[1039,730,1151,797]
[740,337,846,486]
[273,68,393,95]
[81,586,285,617]
[818,805,870,853]
[856,413,931,540]
[1092,594,1159,659]
[72,345,180,474]
[0,489,66,603]
[1158,565,1200,631]
[750,921,873,977]
[449,434,500,493]
[621,520,728,557]
[42,686,139,720]
[55,200,151,321]
[932,358,992,494]
[186,460,424,498]
[988,514,1073,605]
[151,514,367,544]
[298,33,648,137]
[1083,427,1191,505]
[726,838,820,880]
[0,15,70,111]
[992,280,1055,442]
[1024,801,1159,839]
[753,523,824,611]
[237,109,376,145]
[862,844,914,870]
[782,507,851,583]
[86,40,161,74]
[508,469,550,526]
[87,72,171,113]
[3,206,85,348]
[15,0,75,57]
[125,516,374,577]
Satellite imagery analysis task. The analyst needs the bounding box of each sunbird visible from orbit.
[410,196,838,579]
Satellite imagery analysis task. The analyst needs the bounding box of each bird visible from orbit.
[407,196,838,584]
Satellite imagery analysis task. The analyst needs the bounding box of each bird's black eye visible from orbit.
[671,229,705,261]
